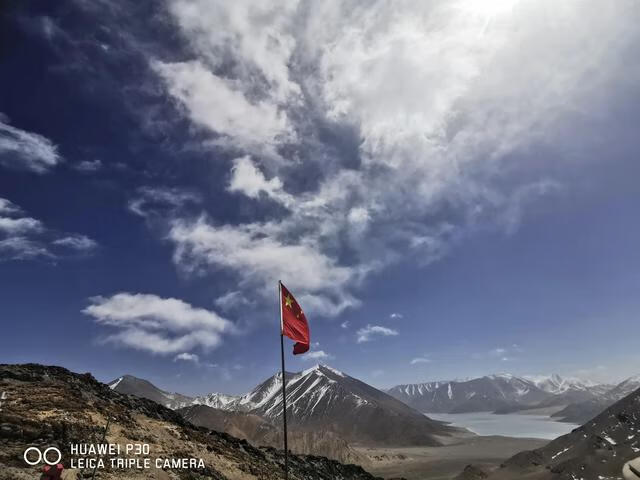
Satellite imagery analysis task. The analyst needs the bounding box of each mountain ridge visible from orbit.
[1,363,390,480]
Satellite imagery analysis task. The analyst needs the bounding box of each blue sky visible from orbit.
[1,0,639,396]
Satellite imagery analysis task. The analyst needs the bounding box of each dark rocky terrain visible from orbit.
[470,383,640,479]
[179,404,366,465]
[0,363,398,480]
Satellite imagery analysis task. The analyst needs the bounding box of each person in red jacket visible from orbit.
[40,463,63,480]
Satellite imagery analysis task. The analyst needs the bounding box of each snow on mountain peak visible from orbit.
[109,377,123,390]
[301,364,346,378]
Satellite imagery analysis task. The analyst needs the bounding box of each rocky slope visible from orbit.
[472,383,640,479]
[0,363,394,480]
[550,374,640,424]
[179,404,366,465]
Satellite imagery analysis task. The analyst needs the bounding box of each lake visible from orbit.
[427,412,580,439]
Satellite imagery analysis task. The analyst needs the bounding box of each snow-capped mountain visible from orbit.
[237,364,456,445]
[192,392,240,410]
[388,374,550,413]
[109,365,458,446]
[606,373,640,400]
[524,374,596,395]
[108,374,193,409]
[552,374,640,424]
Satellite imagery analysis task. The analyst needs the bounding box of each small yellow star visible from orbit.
[284,295,293,308]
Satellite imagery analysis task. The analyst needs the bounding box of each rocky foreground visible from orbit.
[0,364,399,480]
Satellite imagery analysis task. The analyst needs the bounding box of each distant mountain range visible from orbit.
[109,364,461,458]
[474,378,640,479]
[386,373,640,423]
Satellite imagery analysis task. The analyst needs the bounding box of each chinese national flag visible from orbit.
[280,282,310,355]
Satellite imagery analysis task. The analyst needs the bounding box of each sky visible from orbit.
[1,0,639,396]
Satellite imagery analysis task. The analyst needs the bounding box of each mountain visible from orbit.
[475,382,640,479]
[108,374,193,409]
[387,374,550,413]
[109,364,459,448]
[192,392,241,410]
[235,364,458,446]
[549,374,640,424]
[179,404,366,465]
[1,363,384,480]
[524,373,599,395]
[388,373,615,415]
[550,397,613,424]
[608,374,640,400]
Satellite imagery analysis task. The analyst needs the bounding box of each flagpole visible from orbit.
[279,280,289,479]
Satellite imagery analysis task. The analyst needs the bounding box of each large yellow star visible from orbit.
[284,295,293,308]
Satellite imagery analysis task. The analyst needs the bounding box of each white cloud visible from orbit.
[168,216,361,316]
[356,324,399,343]
[0,198,22,216]
[53,234,98,251]
[74,159,103,172]
[0,217,43,235]
[174,352,200,363]
[0,117,61,173]
[152,60,294,155]
[83,292,233,355]
[128,186,201,218]
[389,313,403,320]
[410,357,431,365]
[340,321,350,329]
[228,155,289,203]
[214,290,253,312]
[166,0,300,103]
[0,236,52,260]
[148,0,639,322]
[0,197,97,261]
[302,350,334,361]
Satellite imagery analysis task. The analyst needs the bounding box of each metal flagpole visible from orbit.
[279,280,289,479]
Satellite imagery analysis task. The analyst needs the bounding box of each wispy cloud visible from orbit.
[0,116,61,173]
[410,357,431,365]
[390,313,403,320]
[128,186,201,218]
[356,324,399,344]
[340,321,350,329]
[0,197,97,261]
[52,234,98,252]
[83,292,233,355]
[73,159,103,173]
[302,350,334,361]
[174,352,199,364]
[76,0,637,326]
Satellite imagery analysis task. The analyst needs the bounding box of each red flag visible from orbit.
[280,282,310,355]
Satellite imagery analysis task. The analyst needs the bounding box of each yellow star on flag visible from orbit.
[284,295,293,308]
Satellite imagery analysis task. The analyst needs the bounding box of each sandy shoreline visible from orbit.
[356,435,548,480]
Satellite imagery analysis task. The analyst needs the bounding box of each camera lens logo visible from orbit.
[23,447,62,466]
